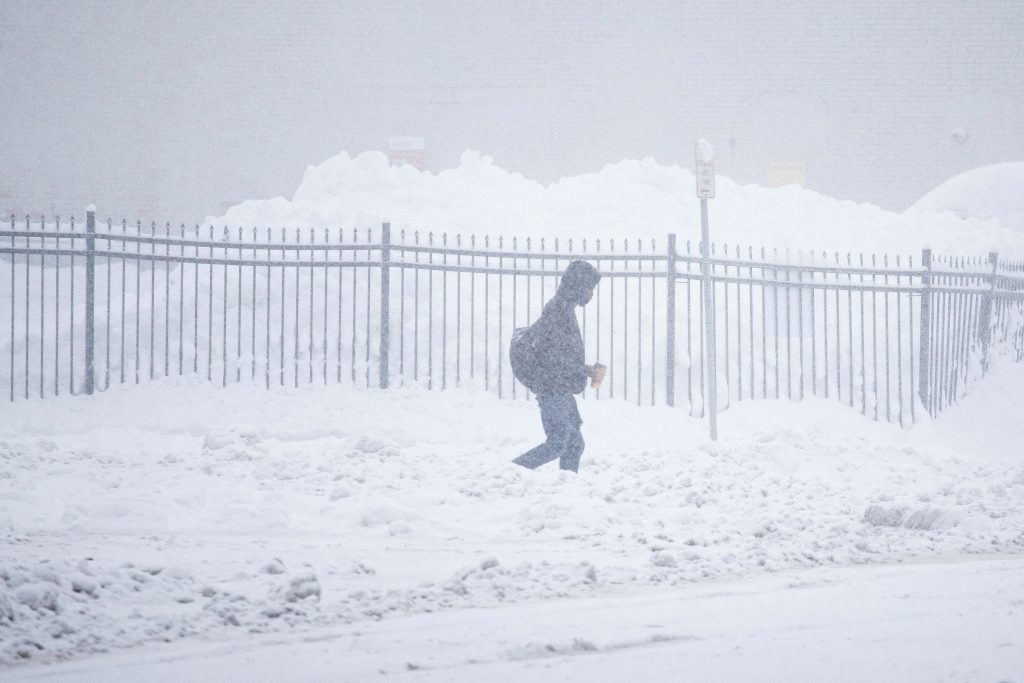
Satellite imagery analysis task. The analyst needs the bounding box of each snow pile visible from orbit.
[3,373,1024,664]
[210,150,1024,257]
[908,162,1024,233]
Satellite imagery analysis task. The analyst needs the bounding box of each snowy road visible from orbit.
[12,556,1024,682]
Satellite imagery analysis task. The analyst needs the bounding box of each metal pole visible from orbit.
[979,251,999,371]
[700,199,718,440]
[9,214,15,402]
[666,233,677,407]
[380,222,391,389]
[918,248,932,409]
[667,235,675,405]
[84,208,96,395]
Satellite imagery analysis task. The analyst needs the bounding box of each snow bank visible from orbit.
[208,151,1024,258]
[2,378,1023,664]
[908,162,1024,233]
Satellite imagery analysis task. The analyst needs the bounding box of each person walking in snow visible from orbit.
[510,260,604,473]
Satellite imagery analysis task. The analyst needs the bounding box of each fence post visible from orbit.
[379,222,391,389]
[666,233,677,407]
[979,251,999,372]
[84,206,96,395]
[917,248,931,412]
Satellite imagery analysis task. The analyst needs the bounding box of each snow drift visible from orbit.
[211,151,1024,258]
[908,162,1024,233]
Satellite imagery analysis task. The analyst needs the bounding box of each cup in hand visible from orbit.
[590,363,607,389]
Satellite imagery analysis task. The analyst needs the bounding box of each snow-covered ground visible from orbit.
[2,359,1023,675]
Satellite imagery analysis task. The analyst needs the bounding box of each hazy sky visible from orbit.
[1,0,1022,221]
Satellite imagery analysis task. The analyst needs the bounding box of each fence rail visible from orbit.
[4,211,1024,430]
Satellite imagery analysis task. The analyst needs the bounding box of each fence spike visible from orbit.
[498,235,503,249]
[484,235,489,248]
[554,237,559,251]
[568,237,573,252]
[457,233,462,247]
[471,234,476,247]
[512,235,516,249]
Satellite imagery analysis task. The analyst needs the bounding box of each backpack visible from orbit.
[509,325,541,391]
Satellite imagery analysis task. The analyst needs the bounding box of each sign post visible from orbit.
[695,140,718,440]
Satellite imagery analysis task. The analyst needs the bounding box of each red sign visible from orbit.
[389,137,426,170]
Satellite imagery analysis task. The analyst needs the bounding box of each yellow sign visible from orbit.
[769,161,806,188]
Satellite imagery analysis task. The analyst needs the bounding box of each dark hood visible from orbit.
[557,260,601,305]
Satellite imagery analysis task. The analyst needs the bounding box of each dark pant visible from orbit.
[512,394,585,473]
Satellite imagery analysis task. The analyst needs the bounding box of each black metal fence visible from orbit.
[4,210,1024,428]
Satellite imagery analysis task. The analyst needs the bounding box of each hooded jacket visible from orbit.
[527,260,601,395]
